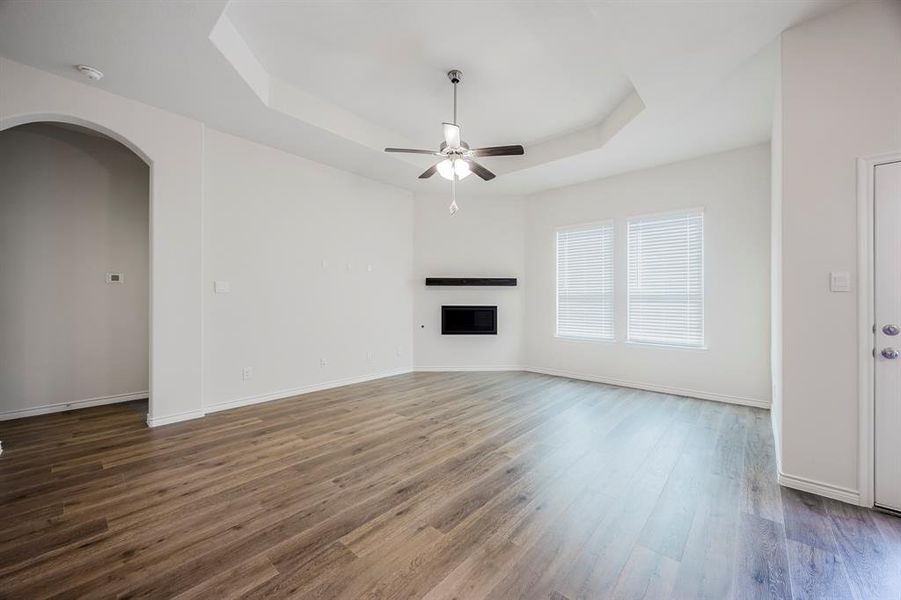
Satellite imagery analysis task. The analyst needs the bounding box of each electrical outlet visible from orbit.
[320,358,328,368]
[242,366,253,380]
[366,351,373,362]
[396,347,402,357]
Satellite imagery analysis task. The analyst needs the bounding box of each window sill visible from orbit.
[624,340,708,351]
[555,334,616,344]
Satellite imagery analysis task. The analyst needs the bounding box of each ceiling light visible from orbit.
[436,158,472,181]
[436,159,455,180]
[75,65,103,81]
[435,158,472,181]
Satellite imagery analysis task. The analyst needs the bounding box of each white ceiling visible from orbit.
[227,1,633,148]
[0,0,850,195]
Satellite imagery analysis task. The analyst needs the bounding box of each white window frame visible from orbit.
[555,221,615,342]
[626,208,705,350]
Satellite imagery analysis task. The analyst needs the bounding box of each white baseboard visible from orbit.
[777,470,862,506]
[146,409,205,428]
[0,390,149,421]
[414,365,525,373]
[203,367,413,415]
[523,366,771,409]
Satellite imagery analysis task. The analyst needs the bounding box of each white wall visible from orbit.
[413,193,525,370]
[0,58,203,425]
[525,144,772,406]
[202,128,414,411]
[0,59,417,427]
[777,1,901,498]
[0,123,148,418]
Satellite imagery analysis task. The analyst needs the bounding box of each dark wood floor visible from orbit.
[1,372,899,599]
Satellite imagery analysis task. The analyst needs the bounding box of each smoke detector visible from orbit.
[75,64,103,81]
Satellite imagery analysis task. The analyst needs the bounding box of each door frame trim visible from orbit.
[857,151,901,508]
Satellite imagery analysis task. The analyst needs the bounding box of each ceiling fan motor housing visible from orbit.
[440,141,469,153]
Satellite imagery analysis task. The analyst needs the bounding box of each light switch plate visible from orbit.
[214,280,231,294]
[830,271,851,292]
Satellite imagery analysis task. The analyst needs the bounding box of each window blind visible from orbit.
[627,210,704,347]
[556,224,614,340]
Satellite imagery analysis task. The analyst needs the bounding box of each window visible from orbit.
[627,209,704,348]
[556,223,614,340]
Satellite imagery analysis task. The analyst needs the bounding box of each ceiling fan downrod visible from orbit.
[448,69,462,125]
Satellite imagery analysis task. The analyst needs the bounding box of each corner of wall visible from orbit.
[146,409,205,428]
[769,32,784,476]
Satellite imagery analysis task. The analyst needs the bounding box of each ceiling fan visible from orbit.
[384,70,525,213]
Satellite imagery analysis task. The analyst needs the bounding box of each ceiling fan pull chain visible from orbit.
[449,175,459,215]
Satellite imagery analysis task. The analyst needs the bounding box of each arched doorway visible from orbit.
[0,66,206,428]
[0,120,152,422]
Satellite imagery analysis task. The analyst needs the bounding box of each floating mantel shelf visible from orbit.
[425,277,517,287]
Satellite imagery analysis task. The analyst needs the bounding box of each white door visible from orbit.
[875,159,901,512]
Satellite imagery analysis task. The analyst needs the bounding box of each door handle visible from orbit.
[882,347,900,359]
[883,324,900,336]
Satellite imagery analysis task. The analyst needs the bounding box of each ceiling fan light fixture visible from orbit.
[436,159,455,180]
[436,158,471,181]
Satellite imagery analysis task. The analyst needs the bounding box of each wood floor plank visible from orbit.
[784,539,855,600]
[0,517,108,569]
[173,555,280,600]
[407,392,654,599]
[668,408,750,599]
[552,415,697,599]
[637,403,727,562]
[825,498,901,599]
[741,411,785,524]
[609,544,680,600]
[732,513,793,600]
[782,488,839,553]
[0,371,898,599]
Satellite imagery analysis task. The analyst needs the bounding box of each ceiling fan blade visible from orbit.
[470,145,525,157]
[468,160,496,181]
[443,123,461,148]
[418,163,439,179]
[385,147,439,155]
